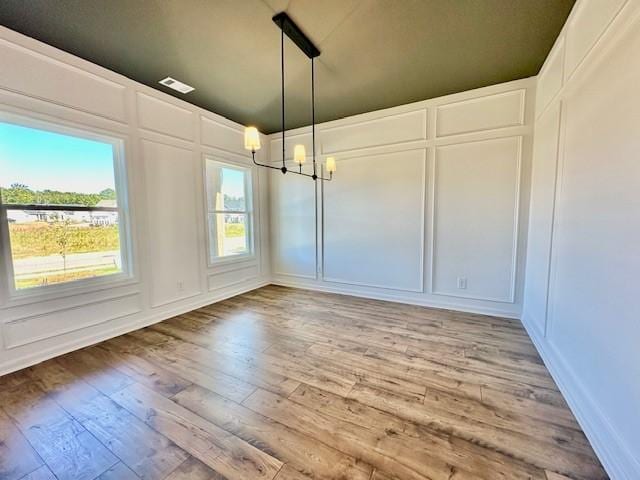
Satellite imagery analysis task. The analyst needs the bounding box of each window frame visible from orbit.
[203,156,255,266]
[0,112,134,300]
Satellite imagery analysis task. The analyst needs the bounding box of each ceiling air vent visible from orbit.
[159,77,194,94]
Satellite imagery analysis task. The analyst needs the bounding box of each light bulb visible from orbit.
[244,126,261,151]
[294,144,306,165]
[326,156,337,173]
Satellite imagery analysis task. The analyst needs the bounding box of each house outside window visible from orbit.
[0,116,132,294]
[204,158,253,263]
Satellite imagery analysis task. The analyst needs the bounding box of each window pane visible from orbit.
[0,121,125,290]
[208,213,248,258]
[221,168,246,211]
[6,209,122,290]
[205,161,246,212]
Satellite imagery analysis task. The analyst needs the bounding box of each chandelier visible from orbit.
[244,12,336,181]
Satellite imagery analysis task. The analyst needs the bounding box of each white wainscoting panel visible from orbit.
[136,92,195,141]
[435,89,525,137]
[142,140,202,307]
[547,17,640,470]
[270,170,317,279]
[432,136,521,302]
[0,39,127,122]
[323,150,426,292]
[536,38,565,115]
[320,110,427,154]
[3,293,141,349]
[564,0,627,79]
[201,116,245,155]
[523,103,561,335]
[208,264,259,291]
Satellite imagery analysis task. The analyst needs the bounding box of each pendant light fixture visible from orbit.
[244,12,336,182]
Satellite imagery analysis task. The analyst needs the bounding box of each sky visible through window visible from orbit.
[221,167,245,204]
[0,121,116,193]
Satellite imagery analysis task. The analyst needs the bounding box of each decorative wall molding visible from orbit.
[435,89,525,138]
[522,1,640,478]
[430,136,522,303]
[136,92,195,141]
[200,115,246,156]
[320,109,427,155]
[321,149,427,293]
[269,78,533,317]
[0,38,128,123]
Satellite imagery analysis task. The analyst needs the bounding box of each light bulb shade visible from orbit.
[244,127,261,151]
[294,144,306,165]
[326,156,337,173]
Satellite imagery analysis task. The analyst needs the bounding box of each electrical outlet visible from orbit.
[457,277,467,289]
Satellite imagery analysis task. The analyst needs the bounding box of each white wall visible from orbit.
[0,27,271,375]
[269,78,535,318]
[522,0,640,478]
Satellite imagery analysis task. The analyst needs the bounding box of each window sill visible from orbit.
[1,272,139,309]
[207,253,257,270]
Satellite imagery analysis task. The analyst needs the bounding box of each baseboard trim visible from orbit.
[521,312,640,480]
[271,277,520,319]
[0,278,269,376]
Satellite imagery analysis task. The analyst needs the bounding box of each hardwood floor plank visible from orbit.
[19,465,57,480]
[243,387,492,480]
[348,381,606,479]
[55,348,135,395]
[306,343,482,401]
[0,408,43,480]
[288,384,546,480]
[173,385,372,480]
[0,381,118,480]
[96,462,140,480]
[111,382,283,480]
[164,457,228,480]
[102,337,258,403]
[88,343,193,397]
[27,361,188,480]
[129,330,301,398]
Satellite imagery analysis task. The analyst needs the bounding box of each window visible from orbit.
[205,159,253,262]
[0,117,131,293]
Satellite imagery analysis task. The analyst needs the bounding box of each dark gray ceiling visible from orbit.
[0,0,575,133]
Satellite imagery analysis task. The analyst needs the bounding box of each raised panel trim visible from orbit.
[320,109,427,155]
[536,37,566,117]
[208,265,259,291]
[200,115,247,156]
[429,136,522,303]
[321,149,427,293]
[2,292,141,349]
[435,89,525,138]
[136,92,195,141]
[563,0,628,82]
[0,39,128,122]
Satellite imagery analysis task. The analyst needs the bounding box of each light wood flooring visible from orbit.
[0,285,607,480]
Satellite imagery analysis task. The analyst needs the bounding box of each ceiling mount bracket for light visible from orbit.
[244,11,336,182]
[272,12,320,59]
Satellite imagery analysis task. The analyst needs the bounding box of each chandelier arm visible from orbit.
[251,151,283,172]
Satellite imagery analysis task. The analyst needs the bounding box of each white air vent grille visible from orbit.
[159,77,195,94]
